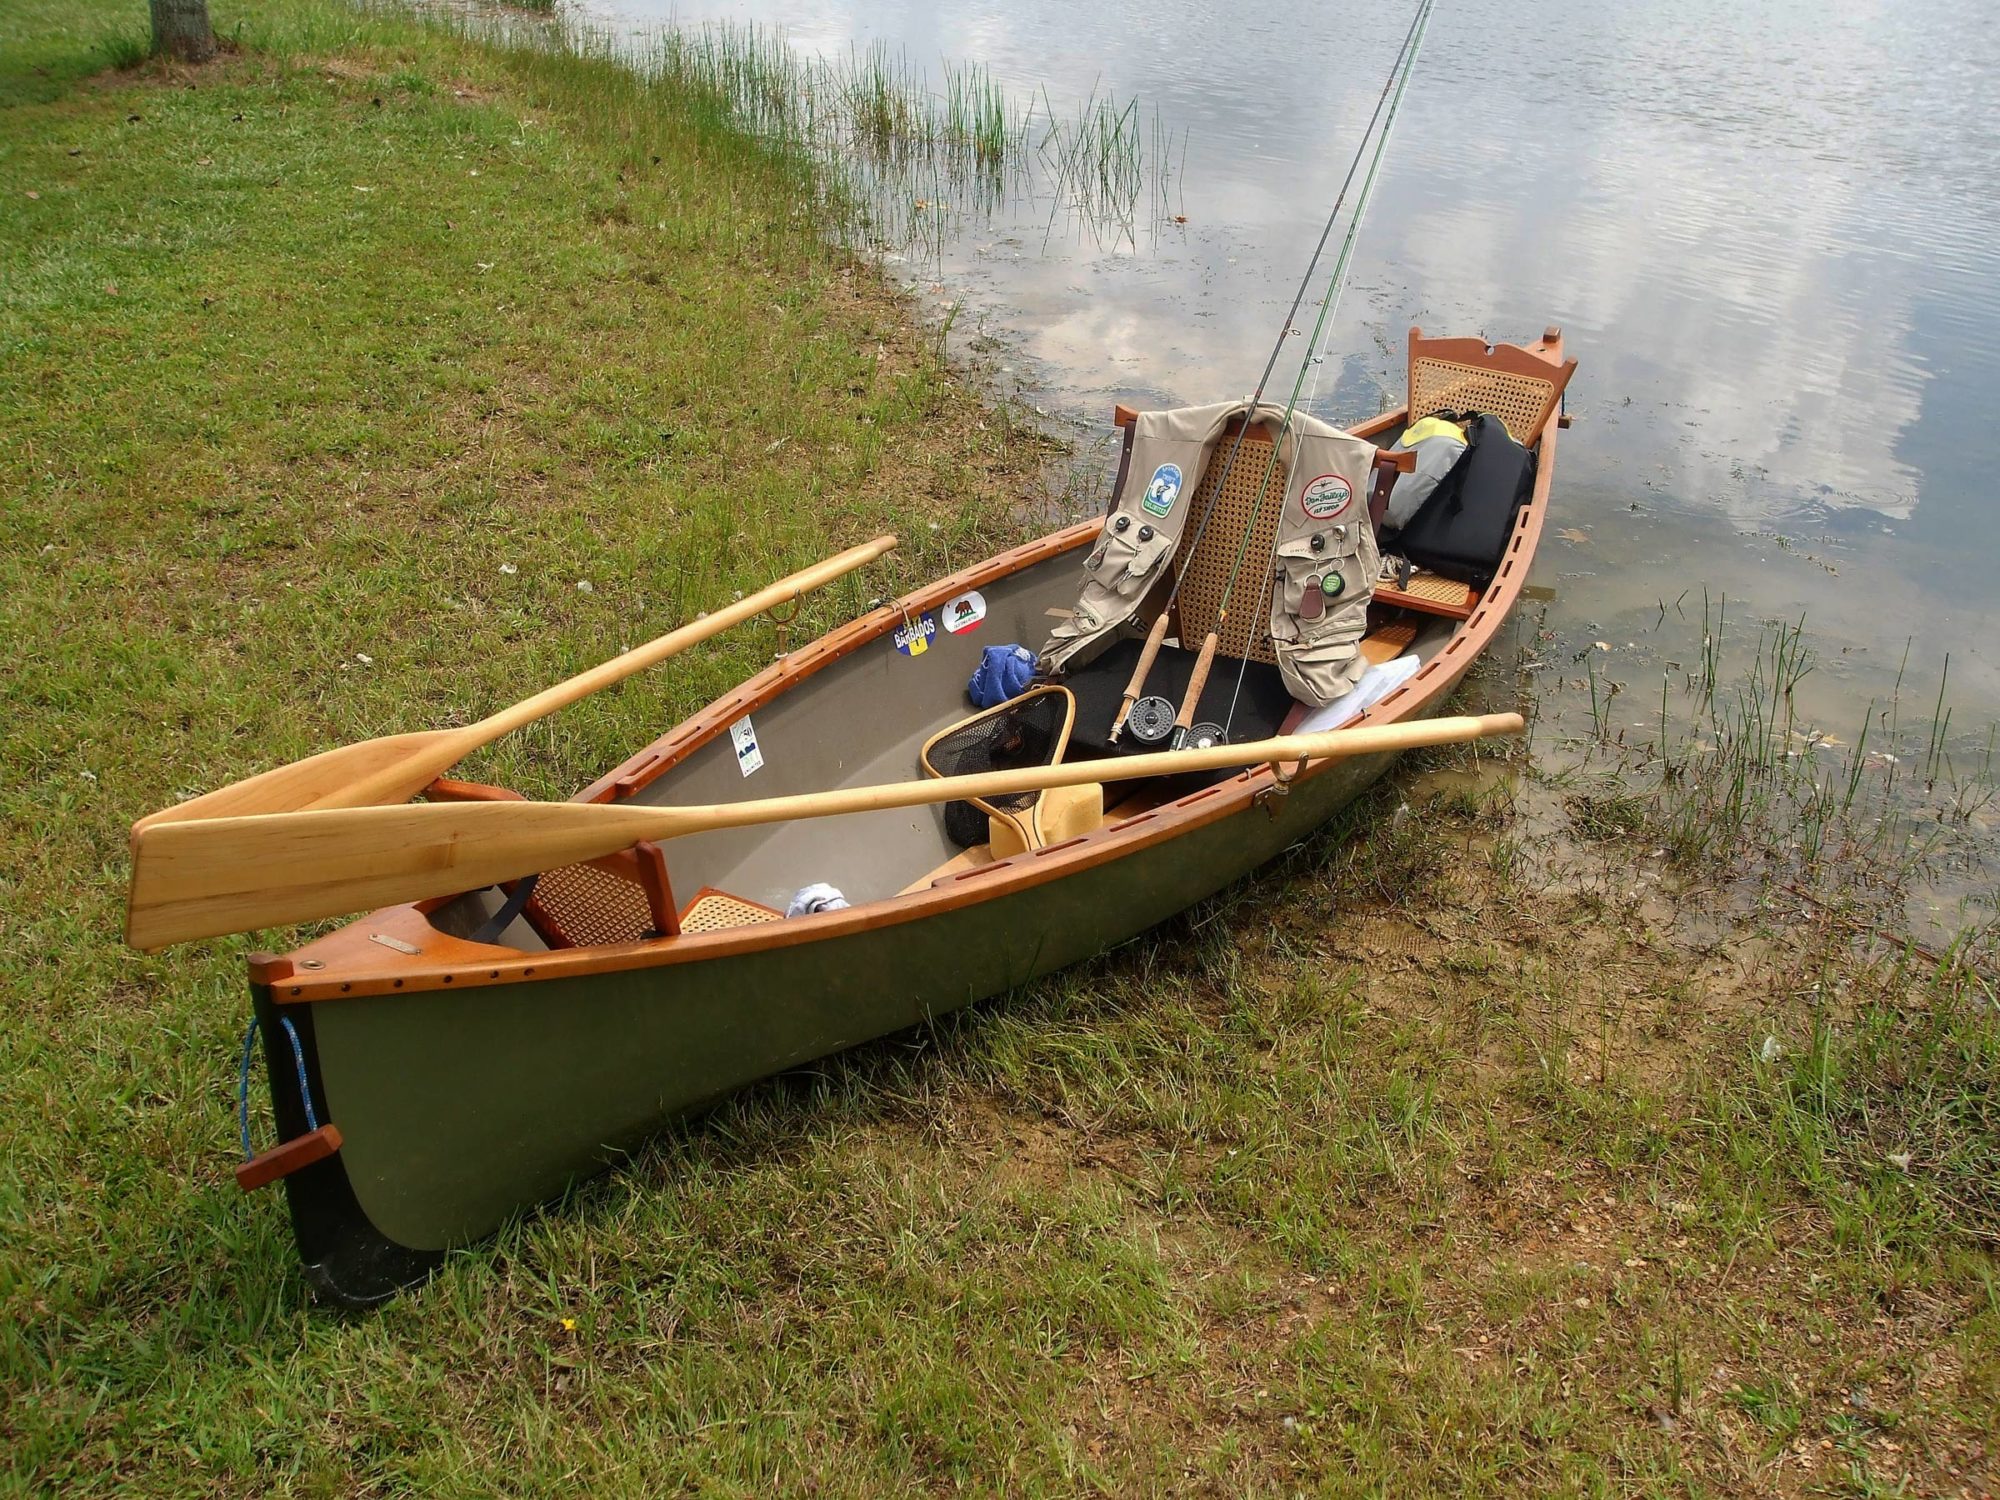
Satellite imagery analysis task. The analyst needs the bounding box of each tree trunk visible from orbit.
[149,0,217,64]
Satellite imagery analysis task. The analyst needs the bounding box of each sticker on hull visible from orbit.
[729,715,764,777]
[894,612,938,656]
[943,590,987,635]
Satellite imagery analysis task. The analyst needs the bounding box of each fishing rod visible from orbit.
[1108,0,1434,746]
[1216,0,1435,741]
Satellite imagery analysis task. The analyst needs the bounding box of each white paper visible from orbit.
[1292,654,1424,734]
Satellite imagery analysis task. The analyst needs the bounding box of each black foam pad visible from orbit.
[1063,637,1294,758]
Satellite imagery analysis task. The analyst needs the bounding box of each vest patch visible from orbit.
[1141,464,1183,518]
[1300,472,1354,520]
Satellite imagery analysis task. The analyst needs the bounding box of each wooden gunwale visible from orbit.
[265,344,1562,1006]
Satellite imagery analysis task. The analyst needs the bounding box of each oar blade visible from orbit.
[133,729,477,831]
[131,537,899,830]
[125,800,668,950]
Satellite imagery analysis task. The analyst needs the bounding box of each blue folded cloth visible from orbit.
[968,644,1036,708]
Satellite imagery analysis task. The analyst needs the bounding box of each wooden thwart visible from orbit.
[127,713,1524,949]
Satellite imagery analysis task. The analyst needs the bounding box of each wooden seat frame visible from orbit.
[424,778,679,945]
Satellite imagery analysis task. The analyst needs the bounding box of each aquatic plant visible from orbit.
[530,14,1188,258]
[1534,597,2000,970]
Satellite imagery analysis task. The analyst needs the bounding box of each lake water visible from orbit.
[588,0,2000,758]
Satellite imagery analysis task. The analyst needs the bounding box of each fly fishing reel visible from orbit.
[1125,695,1177,745]
[1127,698,1225,752]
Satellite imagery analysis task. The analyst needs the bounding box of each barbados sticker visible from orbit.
[943,590,987,635]
[729,715,763,777]
[1299,471,1354,520]
[893,611,937,657]
[1141,463,1183,518]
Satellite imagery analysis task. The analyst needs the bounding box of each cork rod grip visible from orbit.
[1109,612,1173,740]
[1174,632,1219,730]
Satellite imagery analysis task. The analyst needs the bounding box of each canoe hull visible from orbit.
[270,737,1400,1303]
[249,327,1570,1303]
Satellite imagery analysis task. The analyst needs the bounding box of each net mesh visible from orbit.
[921,688,1072,848]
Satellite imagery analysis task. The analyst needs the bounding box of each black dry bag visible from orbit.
[1383,412,1535,589]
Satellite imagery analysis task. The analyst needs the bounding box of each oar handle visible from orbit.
[1109,611,1172,741]
[484,535,898,737]
[703,710,1523,835]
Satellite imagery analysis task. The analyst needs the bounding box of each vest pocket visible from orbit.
[1071,524,1173,632]
[1269,530,1367,647]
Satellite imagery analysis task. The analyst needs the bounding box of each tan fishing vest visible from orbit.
[1041,401,1381,706]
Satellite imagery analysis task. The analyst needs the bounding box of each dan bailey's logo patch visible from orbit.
[1299,471,1353,520]
[1141,463,1183,518]
[943,589,987,635]
[893,612,938,657]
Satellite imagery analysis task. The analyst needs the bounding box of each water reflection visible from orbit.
[590,0,2000,725]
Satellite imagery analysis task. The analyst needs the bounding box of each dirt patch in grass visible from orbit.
[850,826,2000,1494]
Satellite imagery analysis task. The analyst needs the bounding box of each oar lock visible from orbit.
[763,592,801,658]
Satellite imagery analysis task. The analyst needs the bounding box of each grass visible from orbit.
[3,0,1997,1494]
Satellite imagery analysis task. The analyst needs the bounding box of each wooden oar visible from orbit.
[133,536,899,830]
[126,712,1523,948]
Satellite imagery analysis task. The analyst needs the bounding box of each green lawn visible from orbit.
[2,3,1995,1494]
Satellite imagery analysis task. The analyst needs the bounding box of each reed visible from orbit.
[1543,603,1998,970]
[516,15,1186,255]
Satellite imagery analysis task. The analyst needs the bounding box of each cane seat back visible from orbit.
[1166,416,1287,666]
[1406,325,1576,447]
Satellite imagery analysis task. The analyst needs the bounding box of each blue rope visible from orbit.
[237,1017,258,1161]
[279,1016,318,1132]
[237,1013,320,1162]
